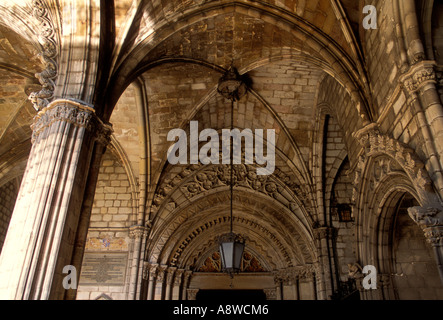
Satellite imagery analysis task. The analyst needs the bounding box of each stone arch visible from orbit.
[105,1,372,122]
[351,124,443,298]
[147,187,316,268]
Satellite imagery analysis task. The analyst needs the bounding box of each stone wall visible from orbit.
[393,197,443,299]
[76,150,134,300]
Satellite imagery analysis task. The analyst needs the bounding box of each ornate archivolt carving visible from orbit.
[352,123,431,204]
[152,163,310,216]
[29,0,59,111]
[400,61,437,95]
[168,215,294,268]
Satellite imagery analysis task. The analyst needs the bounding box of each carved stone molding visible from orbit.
[352,123,431,203]
[156,265,168,282]
[273,265,316,284]
[400,61,437,95]
[187,289,199,300]
[174,269,185,286]
[408,207,443,228]
[146,263,159,281]
[408,206,443,246]
[166,267,177,285]
[29,0,58,111]
[152,164,309,215]
[30,99,113,144]
[167,214,293,268]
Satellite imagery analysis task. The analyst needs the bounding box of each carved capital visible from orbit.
[156,265,168,282]
[129,225,150,240]
[400,61,437,95]
[166,267,177,285]
[31,99,112,144]
[174,269,185,286]
[145,263,159,281]
[187,289,199,300]
[263,288,277,300]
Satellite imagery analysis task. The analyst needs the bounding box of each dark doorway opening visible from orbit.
[196,290,267,301]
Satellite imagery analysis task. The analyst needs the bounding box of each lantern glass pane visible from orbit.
[233,242,245,270]
[220,242,234,269]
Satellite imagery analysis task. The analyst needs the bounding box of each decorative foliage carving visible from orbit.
[30,100,112,144]
[29,0,58,111]
[399,61,437,96]
[129,225,150,240]
[352,123,431,204]
[152,163,309,218]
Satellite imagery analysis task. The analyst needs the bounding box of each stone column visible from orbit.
[408,206,443,284]
[165,267,176,300]
[128,226,149,300]
[181,270,193,300]
[400,61,443,196]
[147,263,158,301]
[172,269,184,300]
[0,99,111,300]
[313,227,336,299]
[154,265,167,300]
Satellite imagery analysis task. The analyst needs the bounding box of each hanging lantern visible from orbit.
[219,232,245,277]
[216,63,248,279]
